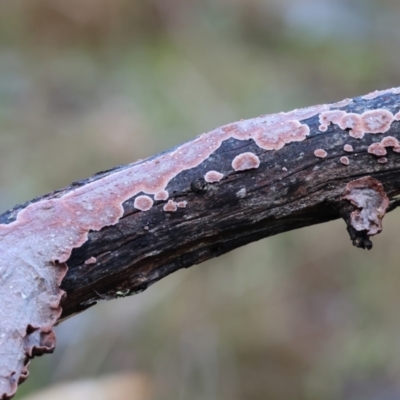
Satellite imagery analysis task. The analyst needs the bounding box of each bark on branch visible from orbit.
[2,87,400,398]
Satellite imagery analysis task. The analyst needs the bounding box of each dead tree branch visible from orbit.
[2,87,400,398]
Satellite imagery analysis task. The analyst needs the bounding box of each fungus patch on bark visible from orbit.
[177,201,187,208]
[204,171,224,183]
[84,256,97,265]
[319,110,346,131]
[341,176,389,249]
[344,144,353,152]
[319,109,396,139]
[154,190,169,201]
[362,87,400,100]
[381,136,399,148]
[133,195,154,211]
[368,143,387,157]
[340,156,350,165]
[232,152,260,171]
[378,157,388,164]
[163,200,178,212]
[314,149,327,158]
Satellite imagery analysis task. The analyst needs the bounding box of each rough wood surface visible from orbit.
[2,87,400,398]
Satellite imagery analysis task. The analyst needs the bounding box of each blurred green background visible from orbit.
[2,1,400,399]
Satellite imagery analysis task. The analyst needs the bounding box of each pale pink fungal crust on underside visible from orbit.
[378,157,388,164]
[134,195,154,211]
[314,149,327,158]
[204,171,224,183]
[368,143,387,157]
[177,201,187,208]
[232,152,260,171]
[154,190,169,201]
[344,144,353,152]
[163,200,178,212]
[340,156,350,165]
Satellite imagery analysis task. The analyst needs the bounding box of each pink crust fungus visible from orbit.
[381,136,399,148]
[361,110,394,134]
[232,152,260,171]
[319,110,345,131]
[331,98,352,108]
[378,157,388,164]
[163,200,178,212]
[177,201,187,208]
[154,190,169,201]
[342,176,389,236]
[368,143,386,157]
[362,87,400,100]
[204,170,224,183]
[314,149,327,158]
[340,156,350,165]
[133,195,154,211]
[319,109,395,139]
[84,256,97,265]
[344,144,354,152]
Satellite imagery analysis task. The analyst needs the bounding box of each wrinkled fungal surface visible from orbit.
[342,177,389,248]
[1,87,400,398]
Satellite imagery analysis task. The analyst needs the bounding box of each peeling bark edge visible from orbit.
[3,88,400,398]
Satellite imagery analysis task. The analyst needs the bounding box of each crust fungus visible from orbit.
[177,201,187,208]
[320,109,395,139]
[133,195,154,211]
[154,190,169,201]
[378,157,388,164]
[361,110,394,134]
[381,136,399,148]
[84,256,97,265]
[341,177,389,249]
[340,156,350,165]
[319,110,346,132]
[368,143,387,157]
[204,171,224,183]
[232,152,260,171]
[362,87,400,100]
[314,149,327,158]
[163,200,178,212]
[344,144,353,152]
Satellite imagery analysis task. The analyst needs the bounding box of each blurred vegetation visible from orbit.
[1,1,400,399]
